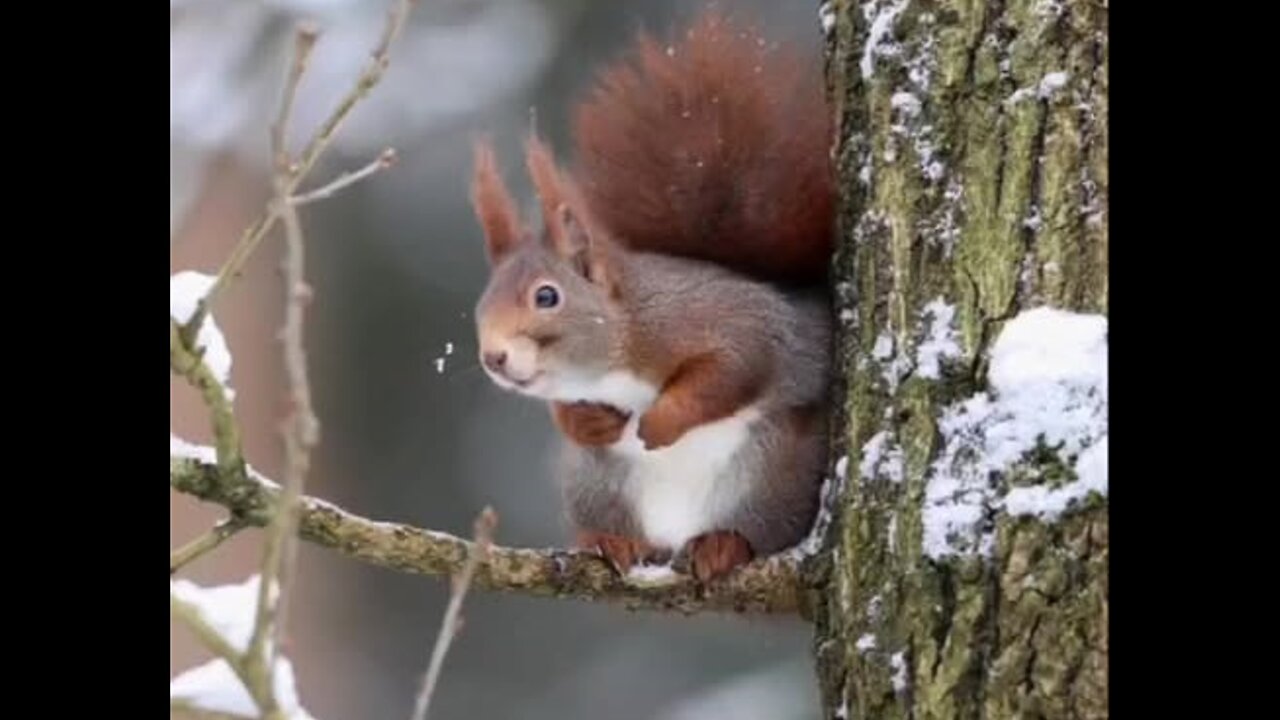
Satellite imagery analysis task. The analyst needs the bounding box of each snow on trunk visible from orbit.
[809,1,1108,718]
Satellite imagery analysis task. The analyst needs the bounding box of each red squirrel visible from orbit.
[467,10,835,582]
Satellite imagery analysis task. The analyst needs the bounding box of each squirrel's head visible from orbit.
[468,136,624,401]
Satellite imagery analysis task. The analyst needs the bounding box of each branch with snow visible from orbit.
[170,309,246,486]
[171,576,316,720]
[169,449,807,617]
[171,6,418,716]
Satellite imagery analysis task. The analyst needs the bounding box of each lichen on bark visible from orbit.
[814,1,1107,718]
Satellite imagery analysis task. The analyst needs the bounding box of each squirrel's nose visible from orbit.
[482,351,508,373]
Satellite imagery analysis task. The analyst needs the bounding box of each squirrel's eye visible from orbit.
[534,284,560,309]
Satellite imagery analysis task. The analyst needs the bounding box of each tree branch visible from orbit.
[170,455,809,617]
[411,508,497,720]
[170,318,247,486]
[170,700,256,720]
[181,0,417,343]
[240,24,325,717]
[171,519,245,575]
[292,148,397,205]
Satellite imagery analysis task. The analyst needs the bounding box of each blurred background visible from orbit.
[170,1,826,717]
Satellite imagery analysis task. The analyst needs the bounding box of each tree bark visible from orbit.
[810,1,1108,718]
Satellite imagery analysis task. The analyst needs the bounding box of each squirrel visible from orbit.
[466,10,835,582]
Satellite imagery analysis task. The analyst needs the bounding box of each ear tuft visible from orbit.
[470,138,523,264]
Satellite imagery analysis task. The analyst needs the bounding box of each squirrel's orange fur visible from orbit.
[465,9,835,582]
[571,11,835,286]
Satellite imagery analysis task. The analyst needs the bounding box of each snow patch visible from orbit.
[923,307,1108,559]
[171,271,235,401]
[1024,205,1044,232]
[1035,0,1065,18]
[872,332,894,361]
[916,298,960,380]
[793,455,849,558]
[170,576,315,718]
[890,651,908,692]
[170,433,217,464]
[820,1,836,33]
[872,331,912,393]
[860,0,909,79]
[891,92,921,116]
[627,564,680,585]
[1038,71,1069,98]
[873,299,961,392]
[859,431,904,483]
[171,657,315,720]
[170,575,275,653]
[1008,71,1071,105]
[921,179,964,254]
[856,633,877,652]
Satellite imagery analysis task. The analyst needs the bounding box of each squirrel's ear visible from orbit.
[523,134,572,254]
[555,202,615,290]
[470,139,524,265]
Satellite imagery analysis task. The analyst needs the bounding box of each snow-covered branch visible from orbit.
[169,452,808,617]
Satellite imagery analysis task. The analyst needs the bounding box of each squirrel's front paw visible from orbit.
[637,405,692,450]
[576,531,665,574]
[683,531,754,582]
[553,402,631,446]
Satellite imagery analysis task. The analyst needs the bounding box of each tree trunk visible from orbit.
[809,1,1108,718]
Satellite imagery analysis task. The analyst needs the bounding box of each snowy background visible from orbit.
[170,1,827,718]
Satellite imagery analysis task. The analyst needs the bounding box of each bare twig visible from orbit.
[171,454,809,617]
[171,519,245,575]
[170,702,256,720]
[293,148,397,205]
[411,508,498,720]
[242,24,325,716]
[181,0,417,343]
[271,25,319,173]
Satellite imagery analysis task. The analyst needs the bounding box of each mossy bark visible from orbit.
[808,1,1107,718]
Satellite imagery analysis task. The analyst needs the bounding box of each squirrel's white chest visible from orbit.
[615,409,758,550]
[553,369,758,550]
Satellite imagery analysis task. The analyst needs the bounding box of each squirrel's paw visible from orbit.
[683,531,754,582]
[576,531,667,574]
[636,404,693,450]
[553,402,631,446]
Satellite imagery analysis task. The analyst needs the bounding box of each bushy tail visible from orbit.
[571,10,835,286]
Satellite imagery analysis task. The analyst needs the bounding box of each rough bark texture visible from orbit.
[171,456,805,616]
[809,1,1108,718]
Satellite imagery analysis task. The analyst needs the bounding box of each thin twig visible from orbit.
[292,148,397,205]
[170,702,257,720]
[171,519,245,575]
[271,24,320,173]
[181,0,417,343]
[242,24,324,716]
[410,508,498,720]
[171,454,809,617]
[264,131,320,674]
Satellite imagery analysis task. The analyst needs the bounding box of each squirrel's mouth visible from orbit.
[489,369,543,395]
[510,373,539,389]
